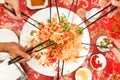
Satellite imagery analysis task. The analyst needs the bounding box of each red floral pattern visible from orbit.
[0,0,120,80]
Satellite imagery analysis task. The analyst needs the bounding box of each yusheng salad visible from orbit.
[29,14,86,66]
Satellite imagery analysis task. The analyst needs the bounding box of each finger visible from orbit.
[4,9,20,20]
[9,53,17,58]
[108,37,120,48]
[107,10,117,18]
[18,58,29,63]
[111,0,120,7]
[110,47,120,62]
[11,1,22,19]
[19,51,31,60]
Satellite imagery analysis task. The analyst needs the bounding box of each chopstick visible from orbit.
[67,0,74,20]
[60,0,79,76]
[55,0,60,22]
[2,5,40,30]
[77,4,112,27]
[49,0,52,22]
[55,0,60,79]
[8,39,55,65]
[71,0,79,23]
[82,5,117,30]
[81,42,109,48]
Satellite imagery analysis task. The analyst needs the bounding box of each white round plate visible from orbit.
[75,67,92,80]
[20,7,90,76]
[96,36,112,52]
[0,29,18,60]
[90,53,106,70]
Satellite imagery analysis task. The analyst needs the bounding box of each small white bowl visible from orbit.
[90,53,106,70]
[26,0,48,9]
[96,36,112,52]
[75,67,92,80]
[0,29,18,60]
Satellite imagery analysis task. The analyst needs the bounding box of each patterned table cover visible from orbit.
[0,0,120,80]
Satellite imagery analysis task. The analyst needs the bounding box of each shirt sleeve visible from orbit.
[0,0,5,4]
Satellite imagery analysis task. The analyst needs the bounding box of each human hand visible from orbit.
[5,42,31,62]
[4,0,22,20]
[109,37,120,62]
[98,0,120,17]
[108,0,120,17]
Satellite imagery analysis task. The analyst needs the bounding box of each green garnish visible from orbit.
[100,38,110,48]
[76,29,83,34]
[60,13,67,23]
[36,45,43,50]
[52,23,56,28]
[47,19,51,23]
[63,25,70,32]
[30,31,35,36]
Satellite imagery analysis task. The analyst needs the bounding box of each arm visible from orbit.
[0,42,31,62]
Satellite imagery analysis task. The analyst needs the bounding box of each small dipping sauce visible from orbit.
[31,0,45,6]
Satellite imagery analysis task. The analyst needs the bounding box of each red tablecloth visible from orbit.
[0,0,120,80]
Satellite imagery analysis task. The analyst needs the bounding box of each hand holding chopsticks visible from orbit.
[3,1,21,20]
[3,4,40,30]
[8,39,55,65]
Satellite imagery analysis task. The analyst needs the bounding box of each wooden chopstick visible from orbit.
[77,4,112,27]
[2,5,40,30]
[8,39,55,65]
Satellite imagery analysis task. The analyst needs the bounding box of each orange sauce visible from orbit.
[31,0,45,6]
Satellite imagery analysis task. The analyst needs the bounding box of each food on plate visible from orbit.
[75,67,92,80]
[31,0,45,6]
[28,14,85,66]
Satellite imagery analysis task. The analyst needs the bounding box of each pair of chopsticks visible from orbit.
[81,42,109,48]
[2,4,40,30]
[8,39,55,65]
[77,4,117,30]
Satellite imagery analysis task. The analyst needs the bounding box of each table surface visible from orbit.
[0,0,120,80]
